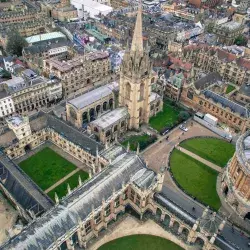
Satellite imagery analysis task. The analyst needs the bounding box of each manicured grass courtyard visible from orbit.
[180,137,235,167]
[226,84,236,94]
[170,149,221,210]
[149,101,184,132]
[19,147,77,190]
[98,235,184,250]
[121,134,157,151]
[48,170,89,200]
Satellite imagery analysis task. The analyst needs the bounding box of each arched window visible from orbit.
[140,83,144,100]
[125,82,131,99]
[151,78,155,83]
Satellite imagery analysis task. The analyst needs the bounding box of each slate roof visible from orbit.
[194,72,222,90]
[239,83,250,97]
[1,145,156,250]
[45,113,103,156]
[67,84,114,110]
[202,90,249,118]
[91,107,128,129]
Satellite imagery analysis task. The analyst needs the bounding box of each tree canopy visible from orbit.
[234,34,247,46]
[6,31,28,56]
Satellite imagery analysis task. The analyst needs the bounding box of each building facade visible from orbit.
[221,131,250,219]
[66,83,117,128]
[43,52,111,97]
[183,45,250,86]
[0,73,62,115]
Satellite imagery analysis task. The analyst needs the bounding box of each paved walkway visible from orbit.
[176,146,222,173]
[89,215,191,250]
[45,168,80,193]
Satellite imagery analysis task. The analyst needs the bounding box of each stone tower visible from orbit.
[119,1,153,130]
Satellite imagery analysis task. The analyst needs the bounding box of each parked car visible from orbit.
[179,125,188,132]
[161,128,169,136]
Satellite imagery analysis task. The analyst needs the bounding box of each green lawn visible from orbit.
[121,134,157,151]
[226,85,236,94]
[180,137,235,167]
[48,171,89,200]
[170,149,221,210]
[149,101,183,132]
[19,147,76,190]
[98,235,183,250]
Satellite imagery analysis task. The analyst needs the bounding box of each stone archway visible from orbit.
[90,108,95,121]
[24,144,31,152]
[162,214,170,228]
[96,105,101,115]
[223,185,229,197]
[103,102,108,111]
[155,208,162,221]
[171,221,180,234]
[194,237,205,248]
[180,227,189,242]
[109,99,114,109]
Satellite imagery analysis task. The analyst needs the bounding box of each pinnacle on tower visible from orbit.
[131,0,143,53]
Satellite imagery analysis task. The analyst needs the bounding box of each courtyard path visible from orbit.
[45,169,80,193]
[176,146,222,173]
[89,215,191,250]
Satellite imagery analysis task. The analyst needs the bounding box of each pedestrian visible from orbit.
[192,207,195,211]
[231,226,234,233]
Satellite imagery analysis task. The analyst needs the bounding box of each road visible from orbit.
[161,185,249,250]
[142,121,250,249]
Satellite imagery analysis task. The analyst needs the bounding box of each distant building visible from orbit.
[25,31,67,46]
[212,21,244,46]
[22,39,71,71]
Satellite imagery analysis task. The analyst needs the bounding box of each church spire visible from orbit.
[131,0,143,53]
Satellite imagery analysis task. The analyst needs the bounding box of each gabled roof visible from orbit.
[202,90,249,118]
[67,84,115,110]
[194,72,222,90]
[2,145,156,250]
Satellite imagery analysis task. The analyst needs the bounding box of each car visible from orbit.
[161,128,169,136]
[179,125,188,132]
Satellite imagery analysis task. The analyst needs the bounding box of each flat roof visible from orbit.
[91,107,128,129]
[26,32,66,44]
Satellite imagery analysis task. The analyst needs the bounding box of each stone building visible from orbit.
[22,39,71,72]
[43,51,111,97]
[119,3,162,130]
[110,0,129,9]
[158,71,184,101]
[180,72,250,132]
[234,83,250,107]
[212,21,244,46]
[183,44,250,86]
[221,131,250,219]
[0,71,62,115]
[66,82,117,128]
[41,0,78,22]
[0,112,229,250]
[88,107,129,143]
